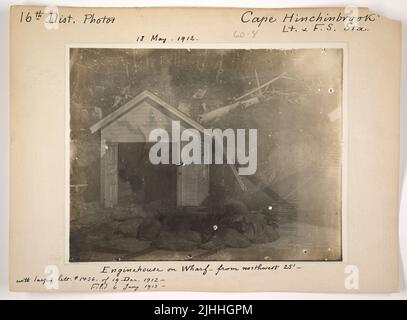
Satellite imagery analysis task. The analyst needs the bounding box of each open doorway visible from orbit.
[117,143,177,207]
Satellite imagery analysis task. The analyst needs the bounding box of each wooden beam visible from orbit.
[234,72,287,101]
[228,164,247,192]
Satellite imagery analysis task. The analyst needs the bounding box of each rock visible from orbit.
[200,238,223,250]
[117,217,143,237]
[73,208,109,228]
[111,205,146,221]
[183,230,202,243]
[234,213,280,244]
[154,230,201,251]
[201,228,251,249]
[222,228,251,248]
[224,198,249,216]
[138,217,162,241]
[231,212,279,244]
[129,204,152,217]
[161,213,191,232]
[265,225,280,242]
[144,199,175,214]
[231,213,263,237]
[99,221,121,240]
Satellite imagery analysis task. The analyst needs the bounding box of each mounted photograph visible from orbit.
[68,47,343,262]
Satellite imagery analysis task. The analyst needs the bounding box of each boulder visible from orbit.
[111,205,146,221]
[222,228,251,248]
[117,217,143,237]
[138,217,162,241]
[154,230,202,251]
[265,225,280,242]
[231,213,266,241]
[224,198,249,216]
[183,230,202,243]
[200,238,223,250]
[230,212,280,243]
[239,214,280,244]
[200,228,251,249]
[98,221,121,240]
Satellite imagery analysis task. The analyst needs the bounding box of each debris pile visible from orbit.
[70,196,281,262]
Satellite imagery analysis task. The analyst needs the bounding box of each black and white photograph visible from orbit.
[69,47,343,262]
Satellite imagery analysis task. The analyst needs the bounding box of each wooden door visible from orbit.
[177,164,209,207]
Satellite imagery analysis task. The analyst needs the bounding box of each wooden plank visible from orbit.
[100,137,106,207]
[110,143,118,206]
[100,139,118,208]
[234,72,286,101]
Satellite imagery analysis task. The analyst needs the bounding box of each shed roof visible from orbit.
[90,90,205,134]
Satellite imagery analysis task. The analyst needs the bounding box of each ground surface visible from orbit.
[70,204,341,262]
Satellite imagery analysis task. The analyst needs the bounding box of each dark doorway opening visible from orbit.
[117,143,177,206]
